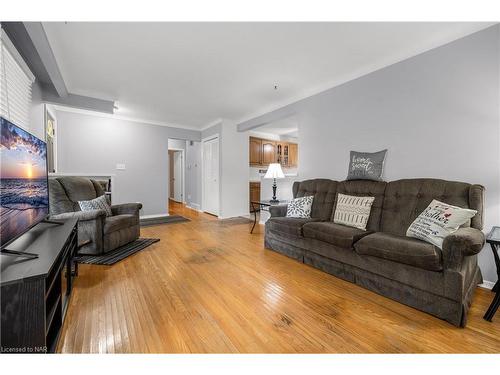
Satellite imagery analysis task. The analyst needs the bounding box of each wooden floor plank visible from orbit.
[57,201,500,353]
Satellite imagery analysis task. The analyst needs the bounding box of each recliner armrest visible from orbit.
[111,203,143,216]
[51,209,107,222]
[269,204,288,217]
[442,227,485,270]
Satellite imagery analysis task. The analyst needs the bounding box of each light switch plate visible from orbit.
[116,163,126,170]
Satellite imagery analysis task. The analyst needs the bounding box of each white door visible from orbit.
[203,137,219,216]
[173,151,183,202]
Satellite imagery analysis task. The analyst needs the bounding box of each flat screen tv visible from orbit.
[0,117,49,248]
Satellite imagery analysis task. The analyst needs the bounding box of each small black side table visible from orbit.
[250,200,289,234]
[484,227,500,322]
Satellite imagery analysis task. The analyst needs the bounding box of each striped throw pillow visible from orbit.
[78,195,113,217]
[333,193,375,230]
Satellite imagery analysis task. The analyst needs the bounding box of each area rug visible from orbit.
[74,238,160,265]
[140,215,190,226]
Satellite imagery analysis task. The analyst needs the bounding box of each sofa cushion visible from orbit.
[48,179,74,215]
[346,149,387,181]
[335,180,387,231]
[292,179,338,220]
[58,177,98,203]
[303,222,371,249]
[266,217,320,237]
[104,214,139,234]
[332,193,375,230]
[78,194,113,217]
[354,232,443,271]
[286,196,314,218]
[380,179,475,236]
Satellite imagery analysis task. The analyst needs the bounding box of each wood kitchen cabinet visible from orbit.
[288,143,298,167]
[249,137,262,166]
[248,136,298,167]
[262,140,277,165]
[249,182,261,212]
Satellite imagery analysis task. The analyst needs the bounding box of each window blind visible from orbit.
[0,30,34,130]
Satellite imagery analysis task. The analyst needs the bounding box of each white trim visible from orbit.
[52,104,201,131]
[45,104,58,172]
[0,29,35,83]
[168,147,186,204]
[200,118,223,131]
[235,23,496,127]
[480,280,497,290]
[201,133,220,217]
[186,203,202,211]
[140,213,170,220]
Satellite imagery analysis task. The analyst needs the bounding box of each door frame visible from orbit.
[168,147,185,204]
[201,134,220,217]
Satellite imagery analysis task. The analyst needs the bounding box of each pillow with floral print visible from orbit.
[286,196,314,218]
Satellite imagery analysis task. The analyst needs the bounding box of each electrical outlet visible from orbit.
[116,163,126,170]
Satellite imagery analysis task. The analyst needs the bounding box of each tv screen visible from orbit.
[0,117,49,248]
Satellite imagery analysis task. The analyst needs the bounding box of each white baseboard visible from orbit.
[186,203,202,211]
[480,280,496,290]
[140,213,169,220]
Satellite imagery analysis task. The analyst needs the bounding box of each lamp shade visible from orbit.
[264,163,285,179]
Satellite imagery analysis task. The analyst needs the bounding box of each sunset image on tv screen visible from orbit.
[1,117,49,247]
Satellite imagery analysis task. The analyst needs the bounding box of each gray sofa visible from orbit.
[265,178,485,327]
[49,177,143,255]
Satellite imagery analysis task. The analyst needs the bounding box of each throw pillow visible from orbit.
[346,149,387,181]
[78,195,113,217]
[286,196,314,218]
[406,199,477,249]
[333,193,375,230]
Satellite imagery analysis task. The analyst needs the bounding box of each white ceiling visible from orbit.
[42,22,494,129]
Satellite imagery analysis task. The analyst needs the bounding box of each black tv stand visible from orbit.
[41,219,65,225]
[1,218,78,353]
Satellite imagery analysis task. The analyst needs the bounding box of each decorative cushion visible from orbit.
[406,199,477,249]
[333,193,375,230]
[347,149,387,181]
[286,196,314,218]
[303,222,371,249]
[78,195,113,217]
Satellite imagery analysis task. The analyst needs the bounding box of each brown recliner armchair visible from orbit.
[48,177,143,255]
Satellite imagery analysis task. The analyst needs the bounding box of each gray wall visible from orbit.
[185,140,202,210]
[238,25,500,284]
[55,110,200,216]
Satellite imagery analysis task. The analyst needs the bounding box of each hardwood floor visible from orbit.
[57,201,500,353]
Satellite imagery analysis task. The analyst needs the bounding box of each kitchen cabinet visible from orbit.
[262,140,277,165]
[288,143,298,167]
[249,137,262,166]
[248,136,298,168]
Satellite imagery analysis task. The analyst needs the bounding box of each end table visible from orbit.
[250,200,289,234]
[484,227,500,322]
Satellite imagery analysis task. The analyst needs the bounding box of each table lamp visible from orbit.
[264,163,285,203]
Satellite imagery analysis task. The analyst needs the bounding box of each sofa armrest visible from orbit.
[51,210,106,254]
[111,203,143,216]
[269,204,288,218]
[51,209,107,222]
[442,227,485,270]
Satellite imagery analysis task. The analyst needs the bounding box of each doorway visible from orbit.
[202,135,220,216]
[168,149,185,203]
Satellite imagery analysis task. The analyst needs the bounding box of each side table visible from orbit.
[250,200,289,234]
[484,227,500,322]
